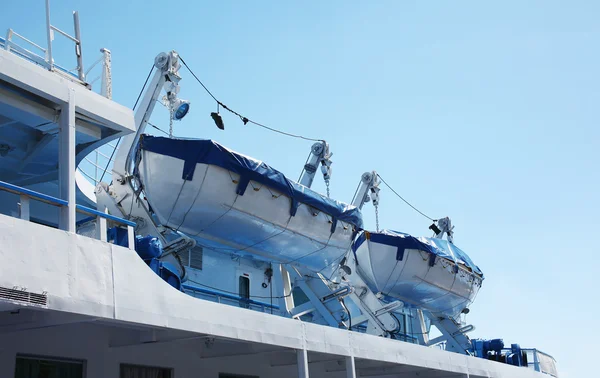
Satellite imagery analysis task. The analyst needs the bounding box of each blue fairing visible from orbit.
[139,135,363,229]
[353,230,483,277]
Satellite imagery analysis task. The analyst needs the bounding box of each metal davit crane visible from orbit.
[92,50,478,355]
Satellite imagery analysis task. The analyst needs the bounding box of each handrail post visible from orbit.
[5,29,13,52]
[96,208,108,242]
[19,195,30,221]
[533,349,540,372]
[44,0,53,70]
[127,225,135,250]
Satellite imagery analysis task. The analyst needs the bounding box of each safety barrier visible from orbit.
[0,180,135,248]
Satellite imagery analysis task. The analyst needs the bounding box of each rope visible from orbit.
[133,65,154,110]
[147,122,170,136]
[179,56,324,143]
[98,138,120,183]
[98,64,154,184]
[377,173,437,222]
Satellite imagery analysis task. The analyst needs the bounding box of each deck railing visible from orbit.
[1,0,113,99]
[523,348,558,377]
[0,180,135,249]
[78,141,118,186]
[182,284,280,314]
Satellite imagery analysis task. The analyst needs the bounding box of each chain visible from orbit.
[375,204,380,232]
[325,180,330,198]
[169,107,174,138]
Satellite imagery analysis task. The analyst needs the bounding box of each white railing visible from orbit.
[0,180,135,248]
[78,141,119,186]
[1,0,113,99]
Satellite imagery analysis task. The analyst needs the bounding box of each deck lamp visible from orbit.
[172,98,190,120]
[211,112,224,130]
[211,103,225,130]
[429,222,441,235]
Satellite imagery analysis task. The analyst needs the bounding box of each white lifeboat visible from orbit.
[136,135,363,275]
[352,230,484,318]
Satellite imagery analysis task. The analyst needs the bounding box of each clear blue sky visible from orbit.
[3,1,598,376]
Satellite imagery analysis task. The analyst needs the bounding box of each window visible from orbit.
[14,355,85,378]
[239,275,250,308]
[120,364,172,378]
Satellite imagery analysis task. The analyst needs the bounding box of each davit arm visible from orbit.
[298,141,332,190]
[95,50,194,257]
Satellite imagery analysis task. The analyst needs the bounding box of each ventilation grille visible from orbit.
[178,247,203,271]
[0,287,47,306]
[190,246,203,270]
[178,250,190,267]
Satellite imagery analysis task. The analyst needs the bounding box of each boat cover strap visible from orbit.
[352,230,483,276]
[139,135,363,229]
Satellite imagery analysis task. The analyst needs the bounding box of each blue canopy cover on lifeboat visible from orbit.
[352,230,483,277]
[139,135,363,230]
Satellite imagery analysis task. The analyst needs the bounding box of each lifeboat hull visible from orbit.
[352,230,483,318]
[137,136,363,274]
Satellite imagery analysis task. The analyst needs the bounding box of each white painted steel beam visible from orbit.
[58,88,76,232]
[346,356,357,378]
[270,355,341,367]
[297,349,309,378]
[199,348,288,360]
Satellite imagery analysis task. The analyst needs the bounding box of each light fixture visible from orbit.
[211,111,225,130]
[429,222,441,235]
[171,98,190,120]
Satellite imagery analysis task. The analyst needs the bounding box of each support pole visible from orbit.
[297,349,309,378]
[100,48,112,99]
[59,89,76,232]
[345,356,357,378]
[96,208,107,242]
[127,225,135,250]
[96,216,107,242]
[73,11,85,81]
[272,264,294,316]
[19,195,30,221]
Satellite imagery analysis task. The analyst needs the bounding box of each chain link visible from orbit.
[169,107,174,138]
[375,204,380,232]
[325,180,330,198]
